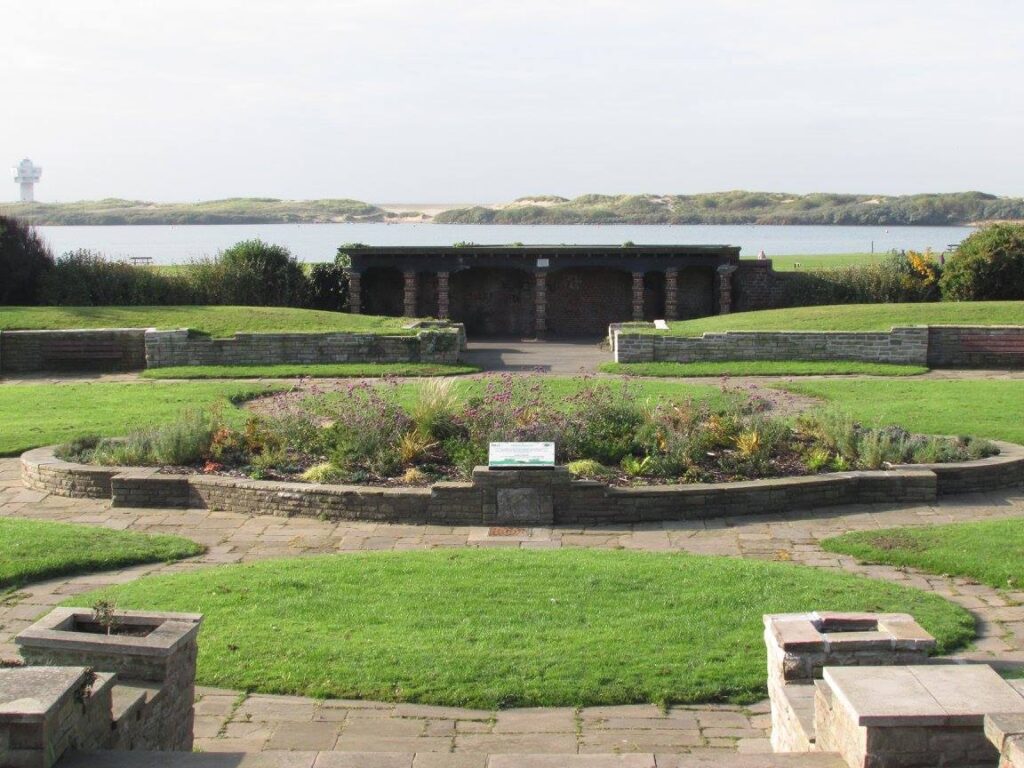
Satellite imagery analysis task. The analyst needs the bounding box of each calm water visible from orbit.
[34,223,975,265]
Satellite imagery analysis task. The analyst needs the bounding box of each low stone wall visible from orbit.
[927,325,1024,368]
[613,326,930,365]
[612,324,1024,368]
[145,323,465,368]
[0,329,148,373]
[21,440,1024,526]
[0,322,466,373]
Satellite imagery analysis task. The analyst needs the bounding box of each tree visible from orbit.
[940,223,1024,301]
[0,215,53,304]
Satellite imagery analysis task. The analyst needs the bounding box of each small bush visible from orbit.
[300,463,346,484]
[776,250,941,306]
[566,459,613,479]
[940,223,1024,300]
[306,262,348,311]
[0,215,53,304]
[185,239,309,306]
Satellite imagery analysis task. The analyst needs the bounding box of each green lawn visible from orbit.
[778,379,1024,444]
[600,361,927,377]
[0,306,417,338]
[77,549,972,708]
[1,518,201,594]
[822,519,1024,590]
[660,302,1024,335]
[0,382,278,456]
[305,377,731,413]
[141,363,480,379]
[745,253,886,271]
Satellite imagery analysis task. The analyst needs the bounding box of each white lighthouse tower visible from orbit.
[12,159,42,202]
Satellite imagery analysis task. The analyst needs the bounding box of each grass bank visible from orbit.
[822,519,1024,590]
[747,253,886,271]
[0,381,278,456]
[1,519,201,594]
[0,306,416,338]
[778,379,1024,444]
[601,361,927,377]
[141,363,480,379]
[660,302,1024,335]
[77,549,972,708]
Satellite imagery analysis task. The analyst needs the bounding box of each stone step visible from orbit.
[59,749,849,768]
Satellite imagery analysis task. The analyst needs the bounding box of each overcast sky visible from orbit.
[4,0,1022,203]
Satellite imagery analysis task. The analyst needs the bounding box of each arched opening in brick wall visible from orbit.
[361,267,404,317]
[678,267,715,318]
[547,267,632,337]
[643,272,665,321]
[416,272,439,317]
[450,268,535,337]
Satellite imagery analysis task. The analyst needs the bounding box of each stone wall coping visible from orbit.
[16,608,203,658]
[764,612,935,654]
[1,327,158,334]
[0,666,91,720]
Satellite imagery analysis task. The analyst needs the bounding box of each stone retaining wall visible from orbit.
[0,323,466,373]
[145,323,465,368]
[0,329,148,373]
[612,324,1024,368]
[612,326,930,365]
[21,440,1024,526]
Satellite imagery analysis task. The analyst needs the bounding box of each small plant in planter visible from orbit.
[92,598,119,636]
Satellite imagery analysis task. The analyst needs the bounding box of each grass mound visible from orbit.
[1,519,201,593]
[0,306,416,338]
[778,379,1024,444]
[823,519,1024,590]
[0,382,278,456]
[78,549,973,708]
[661,301,1024,335]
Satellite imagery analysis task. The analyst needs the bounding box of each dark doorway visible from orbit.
[450,268,535,337]
[547,268,632,337]
[362,267,404,317]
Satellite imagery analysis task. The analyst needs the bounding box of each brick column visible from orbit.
[631,271,645,321]
[436,271,450,319]
[347,272,361,314]
[535,271,548,337]
[403,270,418,317]
[717,265,737,315]
[664,268,679,320]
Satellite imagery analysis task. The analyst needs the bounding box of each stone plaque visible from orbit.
[496,488,544,524]
[489,442,555,468]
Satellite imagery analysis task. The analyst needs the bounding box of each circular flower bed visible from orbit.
[56,375,998,487]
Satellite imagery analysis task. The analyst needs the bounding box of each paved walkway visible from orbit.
[462,339,610,374]
[2,457,1024,760]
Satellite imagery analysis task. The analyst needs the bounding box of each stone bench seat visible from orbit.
[815,664,1024,768]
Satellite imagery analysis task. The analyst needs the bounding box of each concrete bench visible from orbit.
[815,665,1024,768]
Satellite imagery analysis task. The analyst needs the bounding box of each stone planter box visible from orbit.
[20,440,1024,526]
[16,608,203,751]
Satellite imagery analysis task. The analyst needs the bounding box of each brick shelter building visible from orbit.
[346,244,760,337]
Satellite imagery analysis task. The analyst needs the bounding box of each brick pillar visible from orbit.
[631,271,645,321]
[347,272,361,314]
[535,271,547,337]
[664,268,679,320]
[717,264,737,315]
[403,270,417,317]
[436,271,450,319]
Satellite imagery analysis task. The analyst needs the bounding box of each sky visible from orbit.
[3,0,1023,203]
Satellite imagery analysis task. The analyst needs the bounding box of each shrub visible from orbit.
[0,215,53,304]
[566,459,613,479]
[306,262,348,311]
[322,383,411,477]
[409,379,462,441]
[560,380,647,465]
[940,223,1024,300]
[39,250,195,305]
[776,250,941,306]
[186,239,309,306]
[300,462,344,484]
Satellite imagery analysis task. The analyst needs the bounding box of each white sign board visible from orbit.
[536,258,550,268]
[488,442,555,469]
